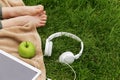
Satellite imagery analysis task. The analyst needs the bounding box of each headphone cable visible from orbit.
[64,62,76,80]
[43,56,77,80]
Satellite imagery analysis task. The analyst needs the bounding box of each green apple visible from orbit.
[18,41,36,59]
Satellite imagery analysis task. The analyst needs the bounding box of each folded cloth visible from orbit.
[0,0,46,80]
[0,23,46,80]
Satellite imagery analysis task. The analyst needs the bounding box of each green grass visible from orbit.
[24,0,120,80]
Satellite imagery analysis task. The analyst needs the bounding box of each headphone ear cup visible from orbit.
[48,41,53,56]
[44,40,49,56]
[44,40,53,56]
[59,51,75,64]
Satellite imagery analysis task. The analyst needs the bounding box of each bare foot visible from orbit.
[2,5,44,19]
[1,14,47,28]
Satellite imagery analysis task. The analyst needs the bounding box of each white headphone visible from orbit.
[44,32,84,64]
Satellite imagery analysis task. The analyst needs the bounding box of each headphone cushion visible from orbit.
[59,51,75,64]
[44,41,53,56]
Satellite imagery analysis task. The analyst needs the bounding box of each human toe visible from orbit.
[34,5,44,14]
[40,15,47,20]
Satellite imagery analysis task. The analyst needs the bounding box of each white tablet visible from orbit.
[0,50,41,80]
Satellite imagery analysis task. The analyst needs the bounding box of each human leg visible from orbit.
[1,13,47,28]
[2,5,44,19]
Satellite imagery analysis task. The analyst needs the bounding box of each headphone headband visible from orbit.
[46,32,84,59]
[47,32,81,42]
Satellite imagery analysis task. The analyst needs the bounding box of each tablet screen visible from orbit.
[0,50,41,80]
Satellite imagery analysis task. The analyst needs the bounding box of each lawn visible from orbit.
[24,0,120,80]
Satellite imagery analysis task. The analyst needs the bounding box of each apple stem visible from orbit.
[26,42,29,48]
